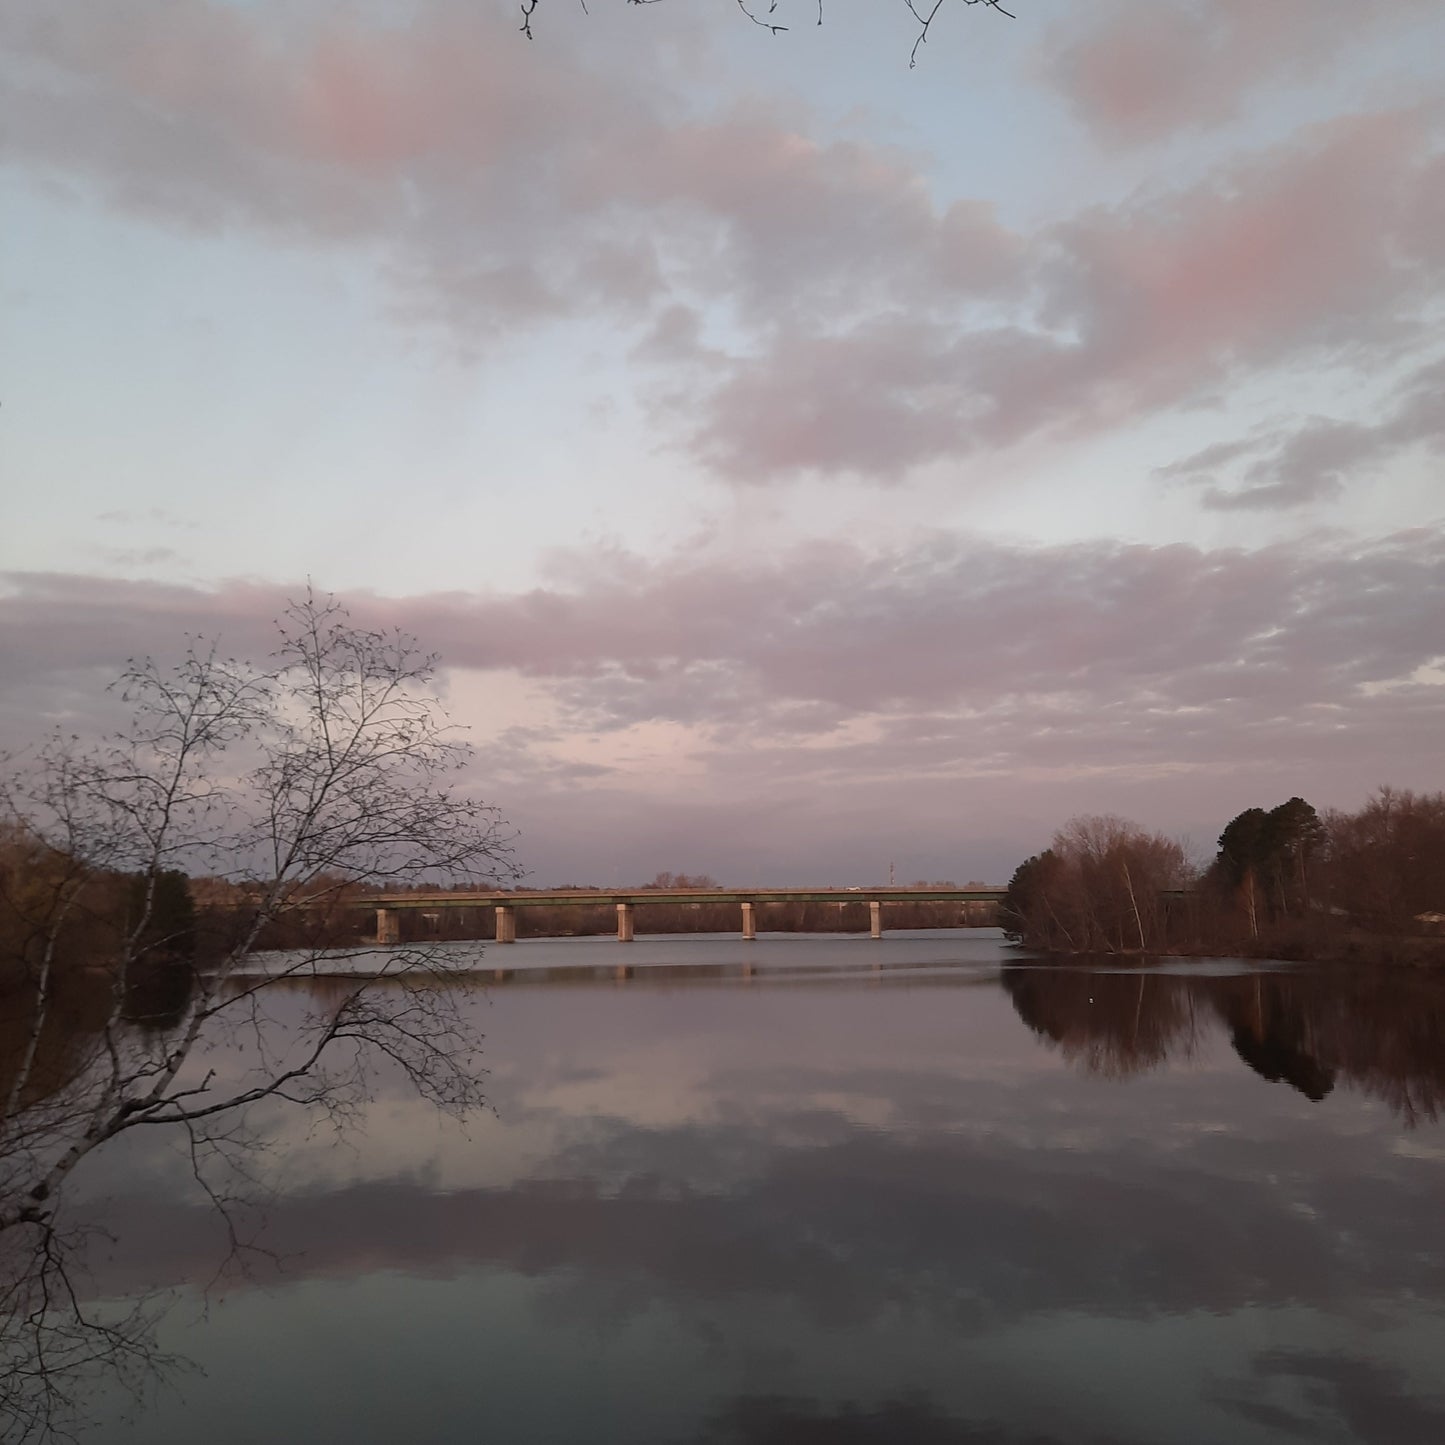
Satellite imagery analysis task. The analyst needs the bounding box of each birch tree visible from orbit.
[0,592,517,1438]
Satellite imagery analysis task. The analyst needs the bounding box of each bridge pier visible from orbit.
[616,902,635,942]
[869,900,883,939]
[376,908,400,945]
[741,901,757,941]
[495,905,517,944]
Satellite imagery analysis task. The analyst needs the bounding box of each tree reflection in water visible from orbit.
[999,967,1202,1079]
[1002,963,1445,1123]
[1,958,198,1441]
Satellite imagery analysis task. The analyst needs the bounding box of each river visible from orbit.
[23,930,1445,1442]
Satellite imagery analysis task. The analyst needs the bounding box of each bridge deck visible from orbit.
[371,887,1006,910]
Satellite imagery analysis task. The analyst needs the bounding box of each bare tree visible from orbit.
[1002,816,1194,955]
[1324,787,1445,936]
[0,591,518,1437]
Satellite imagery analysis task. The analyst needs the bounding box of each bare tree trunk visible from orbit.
[1122,861,1146,952]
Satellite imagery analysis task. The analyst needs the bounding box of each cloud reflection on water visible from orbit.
[32,937,1445,1443]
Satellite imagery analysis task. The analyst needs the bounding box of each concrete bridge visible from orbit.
[370,886,1007,945]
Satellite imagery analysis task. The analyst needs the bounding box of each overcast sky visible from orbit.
[2,0,1442,886]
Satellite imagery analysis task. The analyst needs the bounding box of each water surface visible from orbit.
[55,931,1445,1442]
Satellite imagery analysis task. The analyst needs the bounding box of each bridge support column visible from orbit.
[616,903,635,942]
[495,905,517,944]
[741,902,757,941]
[869,900,883,939]
[376,909,400,945]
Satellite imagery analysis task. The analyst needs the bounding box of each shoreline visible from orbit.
[1010,932,1445,969]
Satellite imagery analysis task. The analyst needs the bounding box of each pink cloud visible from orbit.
[680,111,1444,479]
[1051,113,1431,364]
[1042,0,1430,147]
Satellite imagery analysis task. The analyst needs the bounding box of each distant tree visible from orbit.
[1214,797,1325,934]
[1324,788,1445,934]
[1263,797,1326,915]
[125,868,195,961]
[1001,849,1070,948]
[1216,808,1272,888]
[1003,818,1192,953]
[639,871,720,890]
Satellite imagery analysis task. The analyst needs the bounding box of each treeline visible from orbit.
[1002,788,1445,963]
[0,824,204,978]
[0,831,367,994]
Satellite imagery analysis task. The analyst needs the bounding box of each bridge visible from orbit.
[370,886,1007,944]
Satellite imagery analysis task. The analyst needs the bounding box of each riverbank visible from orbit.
[1015,927,1445,969]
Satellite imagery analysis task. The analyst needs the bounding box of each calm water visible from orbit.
[51,931,1445,1441]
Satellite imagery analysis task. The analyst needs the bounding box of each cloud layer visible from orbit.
[4,526,1441,876]
[5,0,1441,493]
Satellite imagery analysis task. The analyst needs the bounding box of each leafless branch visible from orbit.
[906,0,1014,69]
[522,0,1018,62]
[736,0,787,35]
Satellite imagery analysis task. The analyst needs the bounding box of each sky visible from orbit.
[1,0,1442,887]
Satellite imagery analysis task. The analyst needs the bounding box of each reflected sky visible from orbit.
[46,933,1445,1444]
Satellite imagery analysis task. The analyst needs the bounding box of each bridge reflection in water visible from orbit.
[369,886,1007,945]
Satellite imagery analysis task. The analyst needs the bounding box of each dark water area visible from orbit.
[48,932,1445,1442]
